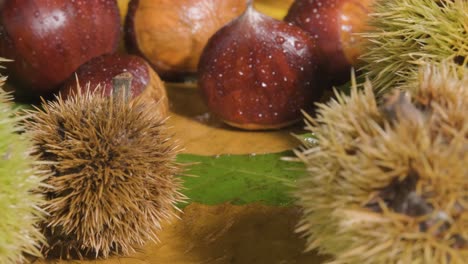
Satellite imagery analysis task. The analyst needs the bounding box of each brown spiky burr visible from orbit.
[23,78,185,259]
[295,62,468,263]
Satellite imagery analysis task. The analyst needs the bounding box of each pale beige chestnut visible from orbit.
[125,0,247,80]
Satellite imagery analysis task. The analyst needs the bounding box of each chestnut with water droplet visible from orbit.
[61,53,169,117]
[0,0,120,98]
[198,5,321,130]
[285,0,374,86]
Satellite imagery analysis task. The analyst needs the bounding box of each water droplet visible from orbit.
[275,36,285,44]
[295,41,304,49]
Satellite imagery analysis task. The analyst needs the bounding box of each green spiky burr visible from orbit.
[360,0,467,95]
[0,59,46,264]
[295,62,468,264]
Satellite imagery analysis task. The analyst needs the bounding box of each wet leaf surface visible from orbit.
[178,151,305,207]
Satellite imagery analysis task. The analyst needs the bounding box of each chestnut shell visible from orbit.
[61,54,149,99]
[285,0,373,86]
[198,7,322,130]
[61,53,169,117]
[0,0,120,97]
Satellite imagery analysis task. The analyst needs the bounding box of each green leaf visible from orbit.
[177,151,305,208]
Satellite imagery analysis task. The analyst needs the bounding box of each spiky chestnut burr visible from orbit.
[23,80,185,259]
[0,59,46,263]
[360,0,468,95]
[294,62,468,263]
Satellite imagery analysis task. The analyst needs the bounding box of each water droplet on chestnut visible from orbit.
[198,5,322,130]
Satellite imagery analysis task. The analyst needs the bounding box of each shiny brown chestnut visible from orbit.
[285,0,374,86]
[198,5,322,130]
[61,53,169,117]
[0,0,120,98]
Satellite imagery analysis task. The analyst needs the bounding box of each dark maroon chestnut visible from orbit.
[61,53,169,117]
[285,0,374,85]
[198,5,321,130]
[0,0,120,98]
